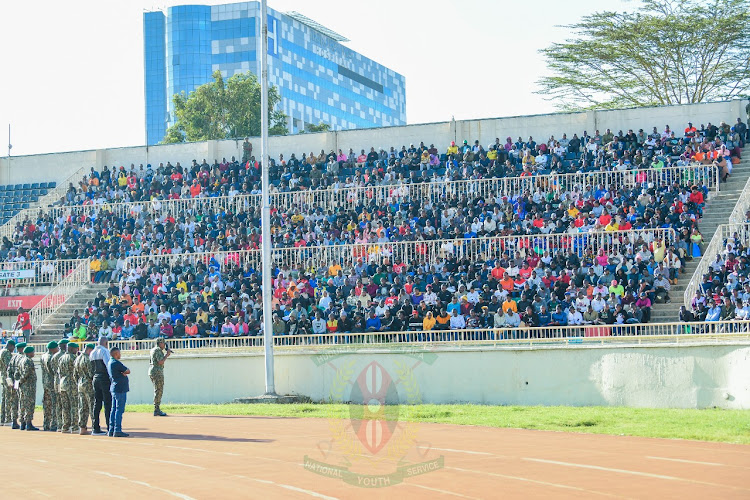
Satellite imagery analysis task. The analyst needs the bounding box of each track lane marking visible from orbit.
[166,444,241,456]
[94,471,196,500]
[233,474,339,499]
[153,459,205,469]
[446,466,624,498]
[646,456,724,466]
[406,483,483,499]
[432,447,493,456]
[523,458,750,491]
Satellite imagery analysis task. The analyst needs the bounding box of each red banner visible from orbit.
[0,295,45,311]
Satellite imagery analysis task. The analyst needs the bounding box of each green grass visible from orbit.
[126,404,750,444]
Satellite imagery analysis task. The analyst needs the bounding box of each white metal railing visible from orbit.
[0,259,89,288]
[0,165,87,239]
[28,258,90,333]
[729,169,750,223]
[0,163,717,240]
[123,229,675,276]
[22,320,750,353]
[684,223,750,308]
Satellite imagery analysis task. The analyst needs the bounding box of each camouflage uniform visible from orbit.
[0,345,13,424]
[18,355,36,424]
[58,351,76,432]
[7,352,21,423]
[74,352,94,429]
[149,346,166,414]
[51,348,66,431]
[40,350,57,430]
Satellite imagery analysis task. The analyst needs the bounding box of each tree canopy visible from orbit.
[536,0,750,110]
[162,71,288,144]
[299,122,331,134]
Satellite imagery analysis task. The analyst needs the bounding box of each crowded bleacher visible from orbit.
[2,117,746,342]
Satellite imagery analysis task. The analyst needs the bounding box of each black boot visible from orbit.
[20,422,26,430]
[12,421,20,429]
[26,422,39,431]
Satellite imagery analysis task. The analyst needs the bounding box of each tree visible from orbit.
[161,71,288,143]
[536,0,750,110]
[299,122,331,134]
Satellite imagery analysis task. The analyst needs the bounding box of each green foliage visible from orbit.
[126,404,750,444]
[537,0,750,110]
[161,71,288,143]
[299,122,331,134]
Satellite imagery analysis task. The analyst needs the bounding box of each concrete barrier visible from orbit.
[28,342,749,409]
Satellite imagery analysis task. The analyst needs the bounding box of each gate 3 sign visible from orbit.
[304,348,444,488]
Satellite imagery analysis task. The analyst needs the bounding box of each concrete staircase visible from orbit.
[32,283,109,344]
[650,158,750,323]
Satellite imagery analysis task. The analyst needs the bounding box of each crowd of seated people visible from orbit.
[3,118,744,342]
[683,229,750,323]
[48,119,742,209]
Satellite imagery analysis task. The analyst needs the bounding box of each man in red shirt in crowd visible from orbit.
[14,307,32,342]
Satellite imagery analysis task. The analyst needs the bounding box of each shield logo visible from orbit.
[349,361,400,454]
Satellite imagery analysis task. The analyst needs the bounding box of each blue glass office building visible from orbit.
[144,3,406,145]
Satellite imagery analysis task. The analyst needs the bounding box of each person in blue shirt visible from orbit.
[537,305,551,327]
[107,347,130,437]
[705,302,722,322]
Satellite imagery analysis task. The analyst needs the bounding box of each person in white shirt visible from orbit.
[423,288,438,306]
[466,287,480,305]
[567,306,584,325]
[504,311,521,328]
[449,310,466,330]
[318,290,332,312]
[591,293,607,313]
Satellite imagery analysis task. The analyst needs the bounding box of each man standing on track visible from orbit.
[58,342,78,433]
[40,341,59,431]
[107,347,130,437]
[149,337,171,417]
[74,343,95,435]
[90,336,111,435]
[18,346,39,431]
[8,341,26,429]
[0,340,15,426]
[52,339,68,432]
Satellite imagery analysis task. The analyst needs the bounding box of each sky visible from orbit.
[0,0,634,157]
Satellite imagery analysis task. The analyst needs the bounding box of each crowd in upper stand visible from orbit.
[1,117,747,339]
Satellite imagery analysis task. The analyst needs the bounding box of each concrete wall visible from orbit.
[2,99,747,187]
[28,343,749,409]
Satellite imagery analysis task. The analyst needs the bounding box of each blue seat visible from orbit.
[13,184,22,190]
[31,189,40,197]
[31,183,40,189]
[565,152,577,160]
[49,182,57,188]
[22,183,30,190]
[40,188,48,196]
[0,185,5,192]
[39,182,48,189]
[20,203,29,209]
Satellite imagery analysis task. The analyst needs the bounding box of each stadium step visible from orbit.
[32,283,109,343]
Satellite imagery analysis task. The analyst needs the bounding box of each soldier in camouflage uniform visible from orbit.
[52,339,68,432]
[7,342,26,429]
[40,341,59,431]
[74,343,95,435]
[149,337,171,417]
[18,346,39,431]
[0,340,15,425]
[58,342,78,433]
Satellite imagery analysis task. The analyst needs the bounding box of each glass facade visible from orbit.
[143,2,406,145]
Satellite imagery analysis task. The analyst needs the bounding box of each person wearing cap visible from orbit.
[74,344,95,435]
[7,341,26,429]
[51,339,69,432]
[40,341,60,431]
[149,337,171,417]
[90,336,112,435]
[58,342,79,433]
[18,346,39,431]
[0,340,15,426]
[107,346,130,437]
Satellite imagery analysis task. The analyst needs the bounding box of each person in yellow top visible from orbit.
[502,297,518,314]
[567,204,579,218]
[328,263,342,276]
[605,220,619,232]
[422,311,436,331]
[196,308,208,325]
[487,148,497,161]
[291,213,304,225]
[447,141,459,156]
[652,239,666,262]
[90,257,102,283]
[175,278,188,294]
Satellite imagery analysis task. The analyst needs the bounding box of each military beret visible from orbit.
[59,339,69,346]
[6,340,15,346]
[47,341,58,349]
[85,343,95,350]
[16,342,27,350]
[67,342,79,350]
[23,346,34,354]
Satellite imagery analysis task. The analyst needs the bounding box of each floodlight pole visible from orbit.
[260,0,276,396]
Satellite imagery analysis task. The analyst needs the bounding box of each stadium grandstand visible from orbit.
[2,107,750,351]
